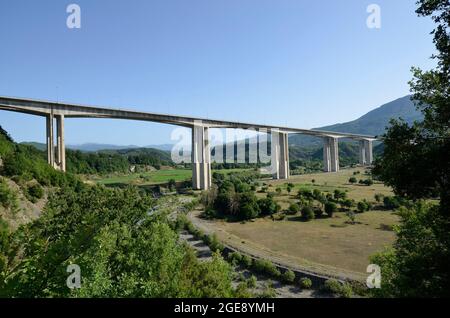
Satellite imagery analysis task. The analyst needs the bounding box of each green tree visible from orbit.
[371,0,450,297]
[324,202,337,217]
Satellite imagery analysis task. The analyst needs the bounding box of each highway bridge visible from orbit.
[0,96,377,190]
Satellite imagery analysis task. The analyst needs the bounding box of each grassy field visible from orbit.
[191,167,399,279]
[93,169,192,186]
[92,167,252,186]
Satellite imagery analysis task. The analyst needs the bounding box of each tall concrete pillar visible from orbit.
[359,140,366,165]
[323,137,339,172]
[56,115,66,172]
[364,140,373,165]
[359,139,373,166]
[323,137,331,172]
[271,131,289,180]
[46,114,54,167]
[192,125,211,190]
[330,137,339,172]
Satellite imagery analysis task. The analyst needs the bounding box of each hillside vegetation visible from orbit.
[0,126,239,298]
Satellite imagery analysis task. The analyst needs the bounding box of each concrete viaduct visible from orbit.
[0,96,377,190]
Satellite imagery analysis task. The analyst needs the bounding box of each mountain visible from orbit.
[289,95,423,147]
[68,143,141,152]
[20,142,47,151]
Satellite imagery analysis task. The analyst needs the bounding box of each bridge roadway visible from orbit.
[0,96,377,190]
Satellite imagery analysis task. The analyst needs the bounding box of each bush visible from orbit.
[357,200,372,213]
[299,277,312,289]
[253,259,280,278]
[288,203,300,214]
[202,206,217,219]
[383,196,402,210]
[334,189,347,200]
[228,251,242,264]
[374,193,384,203]
[258,195,280,216]
[241,254,253,267]
[348,177,357,184]
[26,183,44,202]
[322,279,353,298]
[205,234,224,252]
[360,179,374,186]
[357,201,368,213]
[0,178,18,210]
[301,206,315,221]
[324,202,337,217]
[282,269,296,283]
[247,275,257,288]
[314,208,324,218]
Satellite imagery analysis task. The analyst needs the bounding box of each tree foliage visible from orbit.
[371,0,450,297]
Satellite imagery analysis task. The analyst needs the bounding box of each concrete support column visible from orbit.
[364,140,373,165]
[323,137,339,172]
[330,137,339,172]
[359,140,366,165]
[56,115,66,172]
[192,125,211,190]
[323,137,331,172]
[271,131,289,180]
[359,139,373,166]
[46,114,54,167]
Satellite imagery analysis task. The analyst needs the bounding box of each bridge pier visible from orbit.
[323,137,339,172]
[272,131,289,180]
[359,139,373,166]
[46,114,66,171]
[56,115,66,172]
[46,114,54,168]
[192,125,211,190]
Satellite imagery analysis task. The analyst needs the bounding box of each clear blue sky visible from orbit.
[0,0,436,146]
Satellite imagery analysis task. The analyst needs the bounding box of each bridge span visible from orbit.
[0,96,377,190]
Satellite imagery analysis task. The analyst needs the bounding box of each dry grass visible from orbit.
[191,168,399,279]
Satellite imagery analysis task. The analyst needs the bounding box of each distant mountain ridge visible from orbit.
[289,95,423,146]
[21,142,175,153]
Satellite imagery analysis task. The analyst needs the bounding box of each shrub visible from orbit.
[207,234,224,252]
[314,208,324,218]
[253,259,280,278]
[383,196,402,210]
[357,200,372,213]
[288,203,300,214]
[324,202,337,217]
[299,277,312,289]
[275,187,282,195]
[374,193,384,203]
[322,279,353,298]
[26,183,44,202]
[228,251,242,264]
[0,178,18,210]
[241,254,253,267]
[258,195,280,216]
[301,206,315,221]
[282,269,296,283]
[348,177,357,184]
[334,189,347,200]
[202,206,217,219]
[247,275,257,288]
[357,201,368,213]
